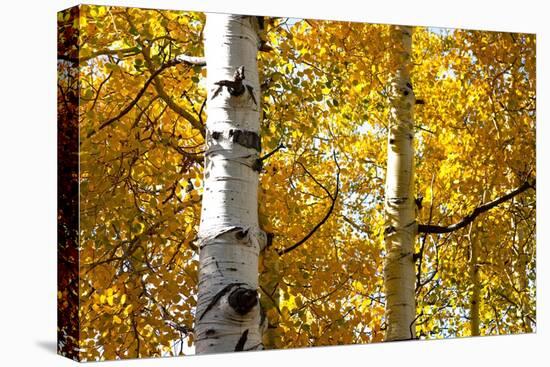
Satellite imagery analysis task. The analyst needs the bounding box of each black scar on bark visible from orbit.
[214,66,246,97]
[234,329,249,351]
[229,129,261,151]
[198,282,245,320]
[211,131,222,140]
[256,16,265,30]
[384,225,396,236]
[259,304,267,326]
[228,287,258,315]
[235,228,249,240]
[252,159,263,172]
[389,197,407,205]
[211,66,258,106]
[266,232,274,248]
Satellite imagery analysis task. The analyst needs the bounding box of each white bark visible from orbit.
[468,226,481,336]
[195,14,266,354]
[383,25,417,341]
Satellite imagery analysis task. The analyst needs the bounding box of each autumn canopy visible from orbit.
[57,5,535,361]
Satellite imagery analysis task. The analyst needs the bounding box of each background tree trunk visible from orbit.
[260,253,282,349]
[383,25,417,342]
[195,14,266,354]
[468,225,481,336]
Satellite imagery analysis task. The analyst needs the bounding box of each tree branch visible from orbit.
[148,62,206,137]
[175,54,206,66]
[277,152,340,256]
[259,285,282,315]
[122,9,205,137]
[260,143,285,161]
[85,55,204,139]
[58,48,206,67]
[418,179,535,234]
[58,47,141,64]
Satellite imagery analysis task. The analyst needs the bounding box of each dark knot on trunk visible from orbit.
[211,66,258,106]
[228,287,258,315]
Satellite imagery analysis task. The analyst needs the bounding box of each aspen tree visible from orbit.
[383,25,417,341]
[195,14,267,354]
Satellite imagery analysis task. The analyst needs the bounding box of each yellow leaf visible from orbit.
[266,308,279,321]
[120,294,127,305]
[142,324,154,337]
[123,304,133,317]
[352,280,365,293]
[113,315,122,324]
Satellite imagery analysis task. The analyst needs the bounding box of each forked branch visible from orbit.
[85,55,204,139]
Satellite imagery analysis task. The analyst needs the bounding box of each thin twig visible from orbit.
[86,56,199,139]
[278,151,340,255]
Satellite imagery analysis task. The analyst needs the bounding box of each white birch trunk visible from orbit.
[195,14,266,354]
[383,25,417,341]
[469,229,481,336]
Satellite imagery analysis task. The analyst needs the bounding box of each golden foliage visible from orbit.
[60,5,535,360]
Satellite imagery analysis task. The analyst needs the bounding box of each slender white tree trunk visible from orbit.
[195,14,266,354]
[468,226,481,336]
[383,25,417,341]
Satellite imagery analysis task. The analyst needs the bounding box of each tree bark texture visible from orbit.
[195,14,266,354]
[383,25,417,342]
[469,229,481,336]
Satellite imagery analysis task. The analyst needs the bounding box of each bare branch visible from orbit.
[175,54,206,66]
[58,47,141,64]
[278,151,340,256]
[418,179,535,234]
[260,143,285,162]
